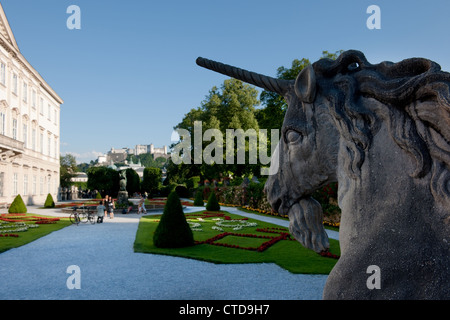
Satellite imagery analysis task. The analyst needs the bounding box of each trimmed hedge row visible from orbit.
[193,181,341,222]
[195,183,272,214]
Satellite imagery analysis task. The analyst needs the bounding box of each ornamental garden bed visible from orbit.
[0,213,71,254]
[236,205,340,231]
[52,200,99,208]
[146,197,193,207]
[134,210,340,274]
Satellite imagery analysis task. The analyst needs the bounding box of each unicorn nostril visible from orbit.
[273,199,282,213]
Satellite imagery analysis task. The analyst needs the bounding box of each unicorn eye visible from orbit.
[286,130,303,144]
[348,62,360,71]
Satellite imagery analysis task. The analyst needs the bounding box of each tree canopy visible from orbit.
[127,153,167,169]
[168,51,343,184]
[60,154,78,188]
[141,167,163,196]
[170,78,261,182]
[87,166,119,197]
[256,50,343,132]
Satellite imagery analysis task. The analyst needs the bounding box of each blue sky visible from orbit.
[2,0,450,163]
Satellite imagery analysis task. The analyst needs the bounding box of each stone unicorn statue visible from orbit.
[196,50,449,299]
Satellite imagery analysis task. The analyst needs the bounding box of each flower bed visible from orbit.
[54,201,98,208]
[0,213,72,254]
[135,210,341,274]
[241,205,287,218]
[146,197,193,207]
[196,231,292,252]
[319,250,340,259]
[0,214,62,237]
[0,214,60,224]
[184,212,339,258]
[196,182,341,226]
[0,234,19,237]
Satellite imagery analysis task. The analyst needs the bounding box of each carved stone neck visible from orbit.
[324,121,449,299]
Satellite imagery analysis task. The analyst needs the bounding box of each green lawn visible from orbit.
[134,210,340,274]
[0,213,71,253]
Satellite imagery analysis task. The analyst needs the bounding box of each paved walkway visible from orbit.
[0,203,337,300]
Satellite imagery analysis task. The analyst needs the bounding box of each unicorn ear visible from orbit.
[295,65,316,103]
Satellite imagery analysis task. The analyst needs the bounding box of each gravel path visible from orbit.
[0,204,337,300]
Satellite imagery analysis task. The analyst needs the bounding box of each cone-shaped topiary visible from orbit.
[8,194,27,213]
[193,190,204,206]
[206,191,220,211]
[153,191,194,248]
[44,193,55,208]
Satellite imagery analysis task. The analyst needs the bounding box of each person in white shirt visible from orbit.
[138,196,147,214]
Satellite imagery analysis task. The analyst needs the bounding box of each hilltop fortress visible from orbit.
[97,144,169,164]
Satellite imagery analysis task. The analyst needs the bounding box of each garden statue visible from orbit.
[196,50,450,299]
[118,170,128,205]
[119,170,127,191]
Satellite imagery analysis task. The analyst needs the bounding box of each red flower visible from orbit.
[319,250,340,259]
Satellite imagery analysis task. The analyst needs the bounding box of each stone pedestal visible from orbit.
[117,191,129,205]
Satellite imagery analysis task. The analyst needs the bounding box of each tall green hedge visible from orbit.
[142,167,162,196]
[206,191,220,211]
[44,193,55,208]
[8,194,27,213]
[153,191,194,248]
[193,190,204,206]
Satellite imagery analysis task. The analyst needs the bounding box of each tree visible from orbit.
[256,50,343,133]
[168,51,343,184]
[153,191,194,248]
[76,162,91,173]
[60,154,78,188]
[127,153,167,169]
[125,168,140,195]
[87,166,119,197]
[141,167,162,196]
[172,78,261,181]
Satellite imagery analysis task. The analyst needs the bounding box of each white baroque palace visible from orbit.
[0,3,63,206]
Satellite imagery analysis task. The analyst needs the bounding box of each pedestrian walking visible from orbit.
[138,195,147,214]
[107,196,115,219]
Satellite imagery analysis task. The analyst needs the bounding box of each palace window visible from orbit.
[12,73,17,94]
[0,172,4,197]
[23,82,28,103]
[13,173,18,196]
[23,124,28,148]
[40,132,44,154]
[0,111,5,135]
[40,98,44,115]
[0,62,6,85]
[12,118,17,140]
[32,89,37,108]
[33,175,37,195]
[32,128,36,150]
[23,174,28,196]
[40,176,44,195]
